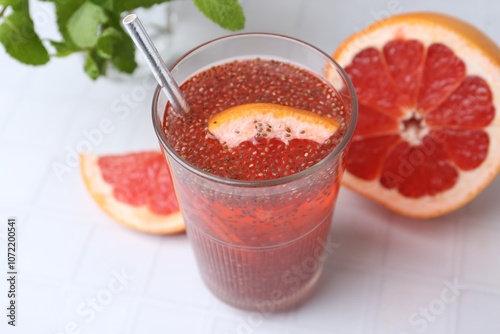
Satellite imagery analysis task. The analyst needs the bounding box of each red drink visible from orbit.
[152,34,357,310]
[163,59,346,181]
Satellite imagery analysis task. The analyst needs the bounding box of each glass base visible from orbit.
[187,214,332,312]
[207,267,323,312]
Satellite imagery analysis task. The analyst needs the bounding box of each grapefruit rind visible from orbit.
[332,12,500,218]
[208,103,340,148]
[80,154,185,234]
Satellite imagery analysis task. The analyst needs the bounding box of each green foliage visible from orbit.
[0,0,246,79]
[0,0,23,11]
[84,49,106,79]
[50,40,77,57]
[114,0,168,13]
[194,0,244,31]
[67,2,108,48]
[0,12,50,65]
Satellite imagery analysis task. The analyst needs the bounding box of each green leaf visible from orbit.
[50,40,79,57]
[84,50,106,80]
[110,32,136,73]
[67,1,108,48]
[43,0,85,46]
[89,0,114,11]
[95,26,121,59]
[193,0,245,31]
[114,0,168,13]
[104,12,137,73]
[0,12,50,65]
[0,0,22,11]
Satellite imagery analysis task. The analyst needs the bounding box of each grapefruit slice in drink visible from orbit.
[80,151,184,234]
[208,103,340,148]
[331,12,500,218]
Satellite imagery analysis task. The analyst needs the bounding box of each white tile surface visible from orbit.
[1,0,499,333]
[34,165,99,216]
[73,225,160,293]
[13,276,62,333]
[52,284,133,334]
[291,266,374,333]
[330,195,390,266]
[130,303,206,334]
[19,212,92,279]
[210,317,288,334]
[457,290,500,334]
[463,177,500,231]
[384,213,459,278]
[145,236,213,308]
[211,297,292,331]
[1,92,76,149]
[461,224,500,288]
[374,276,456,334]
[0,142,51,205]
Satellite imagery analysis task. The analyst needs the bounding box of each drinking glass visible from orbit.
[152,33,357,311]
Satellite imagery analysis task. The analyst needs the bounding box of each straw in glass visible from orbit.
[122,13,189,116]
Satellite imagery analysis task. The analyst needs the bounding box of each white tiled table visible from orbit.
[1,1,500,333]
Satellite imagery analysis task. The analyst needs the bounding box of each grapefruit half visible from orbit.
[331,12,500,218]
[80,151,184,234]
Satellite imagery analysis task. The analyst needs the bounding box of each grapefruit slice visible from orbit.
[331,12,500,218]
[80,152,184,234]
[208,103,340,148]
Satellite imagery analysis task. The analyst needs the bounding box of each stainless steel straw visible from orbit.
[122,14,189,116]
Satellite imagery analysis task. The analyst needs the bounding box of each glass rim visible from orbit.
[152,32,358,187]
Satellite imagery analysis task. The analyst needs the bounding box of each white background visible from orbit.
[1,0,500,333]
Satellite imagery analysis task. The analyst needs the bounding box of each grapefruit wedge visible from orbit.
[208,103,340,148]
[331,12,500,218]
[80,152,184,234]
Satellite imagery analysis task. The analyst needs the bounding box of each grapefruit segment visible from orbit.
[417,43,466,113]
[383,39,425,107]
[208,103,340,148]
[80,152,184,234]
[345,48,404,117]
[332,12,500,218]
[347,135,401,181]
[425,76,495,128]
[380,137,459,198]
[430,128,489,171]
[355,104,401,138]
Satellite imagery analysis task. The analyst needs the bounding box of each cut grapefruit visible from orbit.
[208,103,340,148]
[80,152,184,234]
[331,12,500,218]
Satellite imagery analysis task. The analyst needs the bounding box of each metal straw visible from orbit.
[122,14,189,116]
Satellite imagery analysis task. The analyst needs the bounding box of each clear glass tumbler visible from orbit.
[152,33,357,311]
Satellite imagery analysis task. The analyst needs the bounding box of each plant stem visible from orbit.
[0,6,7,18]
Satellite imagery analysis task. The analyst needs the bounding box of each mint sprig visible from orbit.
[0,0,246,79]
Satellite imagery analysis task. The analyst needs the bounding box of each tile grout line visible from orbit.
[43,219,95,331]
[121,236,163,334]
[361,212,393,334]
[0,71,35,135]
[29,154,59,208]
[69,223,96,282]
[447,213,464,334]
